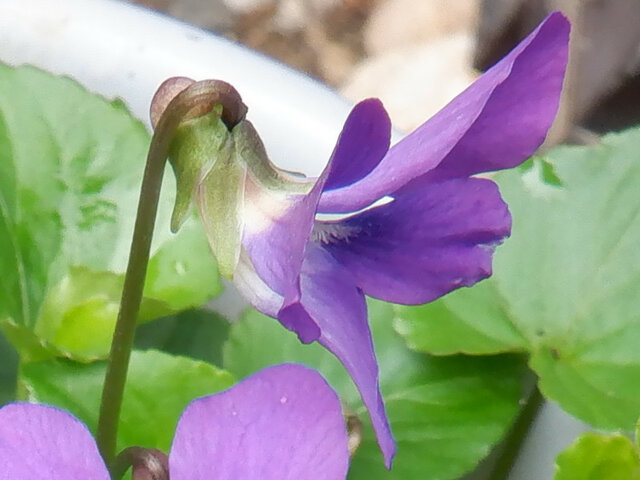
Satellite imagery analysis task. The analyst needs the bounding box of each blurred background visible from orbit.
[128,0,640,142]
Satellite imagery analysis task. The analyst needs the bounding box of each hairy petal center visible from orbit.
[311,221,362,245]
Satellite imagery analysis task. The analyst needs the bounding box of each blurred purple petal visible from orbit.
[169,364,349,480]
[323,178,510,304]
[279,244,395,468]
[318,11,570,213]
[0,403,109,480]
[323,98,391,191]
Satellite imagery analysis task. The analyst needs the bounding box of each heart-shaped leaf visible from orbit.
[395,128,640,431]
[0,64,221,361]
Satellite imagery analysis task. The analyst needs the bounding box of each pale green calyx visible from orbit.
[151,78,311,279]
[167,107,245,279]
[168,105,232,232]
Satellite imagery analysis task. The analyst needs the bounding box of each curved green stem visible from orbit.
[464,368,544,480]
[96,113,173,468]
[486,383,544,479]
[96,80,246,470]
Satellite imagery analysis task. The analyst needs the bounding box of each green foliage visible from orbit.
[395,130,640,431]
[0,330,17,405]
[135,308,230,366]
[19,349,234,451]
[0,64,221,361]
[224,300,526,480]
[554,432,640,480]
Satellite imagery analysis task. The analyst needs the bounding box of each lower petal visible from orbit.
[323,177,511,304]
[169,364,349,480]
[278,243,395,468]
[0,403,109,480]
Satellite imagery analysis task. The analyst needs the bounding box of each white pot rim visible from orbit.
[0,0,355,176]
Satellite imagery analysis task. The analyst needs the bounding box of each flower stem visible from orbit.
[96,117,173,468]
[463,368,544,480]
[485,383,544,479]
[95,81,247,471]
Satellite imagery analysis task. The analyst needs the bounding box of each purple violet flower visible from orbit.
[232,13,569,467]
[0,364,349,479]
[152,11,569,470]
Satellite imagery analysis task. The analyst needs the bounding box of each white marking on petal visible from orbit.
[233,249,284,317]
[315,195,394,222]
[242,175,295,236]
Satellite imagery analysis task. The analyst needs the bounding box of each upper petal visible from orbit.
[169,363,349,480]
[323,98,391,191]
[278,243,395,468]
[0,403,109,480]
[321,177,511,304]
[318,12,570,213]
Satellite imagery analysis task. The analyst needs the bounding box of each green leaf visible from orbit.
[554,432,640,480]
[134,308,230,366]
[34,267,123,361]
[224,300,526,480]
[395,129,640,430]
[0,318,63,364]
[0,64,221,360]
[394,279,528,355]
[0,329,18,405]
[20,349,234,451]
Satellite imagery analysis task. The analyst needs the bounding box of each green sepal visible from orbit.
[167,106,232,232]
[168,109,250,278]
[196,150,247,278]
[167,108,316,280]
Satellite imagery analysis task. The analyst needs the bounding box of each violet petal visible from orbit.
[323,98,391,191]
[169,364,349,480]
[241,173,326,341]
[279,243,395,468]
[318,12,570,213]
[0,403,109,480]
[241,174,321,306]
[240,99,390,338]
[322,177,510,304]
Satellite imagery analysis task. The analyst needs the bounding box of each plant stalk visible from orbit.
[96,80,245,471]
[95,116,172,467]
[463,368,544,480]
[487,383,544,479]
